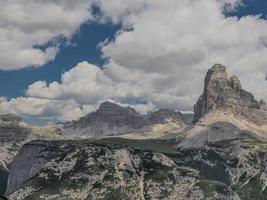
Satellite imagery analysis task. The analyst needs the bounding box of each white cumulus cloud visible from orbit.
[0,97,88,121]
[0,0,94,70]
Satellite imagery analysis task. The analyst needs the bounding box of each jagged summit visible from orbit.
[193,64,261,124]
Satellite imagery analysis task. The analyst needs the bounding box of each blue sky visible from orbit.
[0,22,120,98]
[0,0,266,124]
[232,0,267,18]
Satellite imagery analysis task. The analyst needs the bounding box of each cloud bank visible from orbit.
[0,0,266,122]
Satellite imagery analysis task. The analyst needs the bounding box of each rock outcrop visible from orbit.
[64,102,186,137]
[193,64,262,124]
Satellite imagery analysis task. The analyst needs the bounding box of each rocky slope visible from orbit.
[64,102,187,138]
[179,64,267,149]
[5,137,267,200]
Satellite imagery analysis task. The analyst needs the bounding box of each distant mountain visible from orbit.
[64,102,187,138]
[179,64,267,149]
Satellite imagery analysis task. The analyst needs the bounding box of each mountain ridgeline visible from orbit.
[63,102,187,137]
[2,64,267,200]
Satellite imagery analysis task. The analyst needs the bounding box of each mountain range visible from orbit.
[1,64,267,200]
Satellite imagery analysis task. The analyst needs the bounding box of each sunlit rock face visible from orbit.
[193,64,263,124]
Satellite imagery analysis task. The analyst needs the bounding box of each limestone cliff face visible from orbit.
[193,64,262,124]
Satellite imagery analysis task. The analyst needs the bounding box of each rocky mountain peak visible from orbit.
[97,101,140,117]
[193,64,261,124]
[206,63,228,80]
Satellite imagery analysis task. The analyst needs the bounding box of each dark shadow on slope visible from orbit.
[0,168,8,196]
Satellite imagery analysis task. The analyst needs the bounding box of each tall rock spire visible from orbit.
[193,64,261,124]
